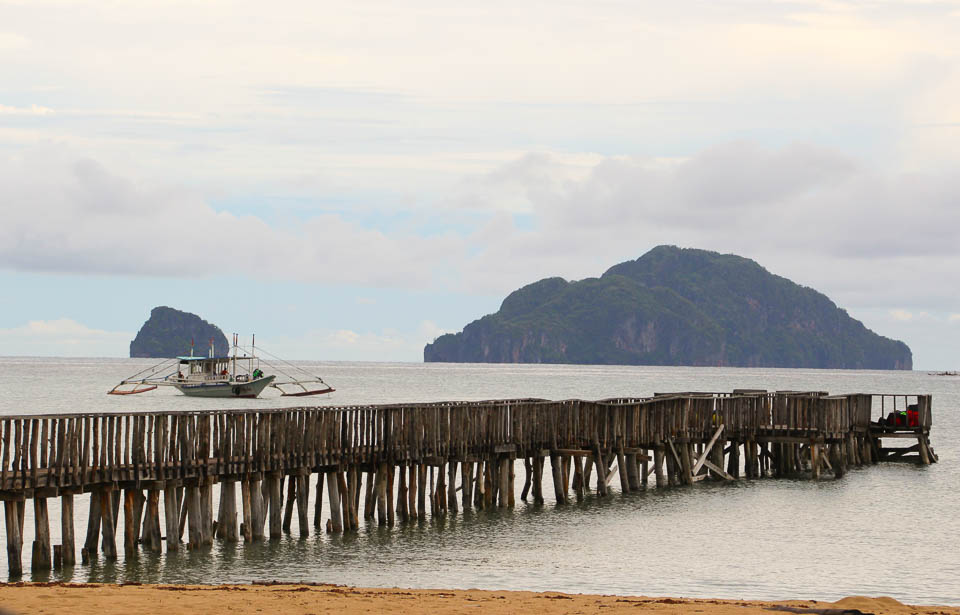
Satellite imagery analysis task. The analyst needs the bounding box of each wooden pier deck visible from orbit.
[0,390,937,577]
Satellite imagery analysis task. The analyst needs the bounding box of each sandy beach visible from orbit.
[0,583,957,615]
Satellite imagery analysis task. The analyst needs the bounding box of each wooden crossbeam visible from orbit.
[691,425,724,475]
[701,459,734,481]
[666,439,683,467]
[604,463,619,487]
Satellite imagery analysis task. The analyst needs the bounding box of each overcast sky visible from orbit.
[1,0,959,368]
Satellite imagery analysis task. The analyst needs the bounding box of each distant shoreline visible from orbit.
[0,583,957,615]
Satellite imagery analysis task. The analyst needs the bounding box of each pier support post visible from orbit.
[434,462,446,515]
[550,452,566,504]
[664,445,677,486]
[810,442,821,480]
[626,452,640,491]
[532,456,544,504]
[325,470,342,533]
[4,499,23,576]
[498,457,510,508]
[573,454,586,502]
[520,458,532,501]
[123,489,137,556]
[363,470,376,521]
[221,481,238,541]
[375,464,388,525]
[918,434,932,465]
[460,462,472,511]
[337,470,352,531]
[200,483,213,545]
[618,450,631,493]
[447,461,458,514]
[592,446,608,496]
[386,465,396,526]
[163,483,179,551]
[32,496,52,571]
[133,490,145,546]
[417,464,427,519]
[250,477,265,540]
[240,480,253,542]
[347,467,359,530]
[186,485,202,550]
[296,474,309,536]
[283,474,297,532]
[143,489,162,552]
[830,444,845,479]
[100,487,117,559]
[745,439,758,478]
[483,458,496,508]
[681,442,695,485]
[61,493,75,566]
[727,441,740,479]
[268,473,282,538]
[653,443,666,488]
[398,464,409,521]
[313,473,325,529]
[475,461,487,510]
[407,465,418,520]
[82,489,101,561]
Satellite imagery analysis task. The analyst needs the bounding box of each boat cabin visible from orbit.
[177,355,257,383]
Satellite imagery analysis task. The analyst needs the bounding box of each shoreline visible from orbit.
[1,583,957,615]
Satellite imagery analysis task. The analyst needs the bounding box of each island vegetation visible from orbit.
[424,246,912,369]
[129,306,229,358]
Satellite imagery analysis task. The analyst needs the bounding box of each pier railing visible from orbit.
[0,389,938,577]
[0,391,933,493]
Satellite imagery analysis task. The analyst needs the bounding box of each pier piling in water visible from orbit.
[0,390,937,577]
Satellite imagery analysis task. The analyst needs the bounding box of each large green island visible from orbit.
[129,306,230,359]
[424,246,912,369]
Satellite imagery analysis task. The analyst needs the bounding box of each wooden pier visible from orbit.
[0,390,936,577]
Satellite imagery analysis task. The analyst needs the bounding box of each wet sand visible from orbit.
[0,583,957,615]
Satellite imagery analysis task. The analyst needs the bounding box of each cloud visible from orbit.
[890,309,914,321]
[4,141,960,364]
[0,318,131,356]
[0,148,462,288]
[949,314,960,323]
[0,103,53,115]
[455,143,960,316]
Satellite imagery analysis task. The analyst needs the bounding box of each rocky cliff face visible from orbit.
[129,306,229,358]
[424,246,912,369]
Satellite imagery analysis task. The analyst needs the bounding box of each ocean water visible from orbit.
[0,358,957,604]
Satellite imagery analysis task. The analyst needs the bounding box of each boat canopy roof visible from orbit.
[177,355,253,362]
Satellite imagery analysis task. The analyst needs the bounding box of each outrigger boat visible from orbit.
[109,335,334,398]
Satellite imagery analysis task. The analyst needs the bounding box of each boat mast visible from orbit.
[232,333,237,380]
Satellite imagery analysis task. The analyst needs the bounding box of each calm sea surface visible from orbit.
[0,358,957,604]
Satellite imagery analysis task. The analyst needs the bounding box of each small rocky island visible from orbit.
[130,306,230,358]
[424,246,912,369]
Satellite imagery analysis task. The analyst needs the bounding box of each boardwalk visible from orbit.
[0,390,937,577]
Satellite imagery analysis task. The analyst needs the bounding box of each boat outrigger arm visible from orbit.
[108,337,334,399]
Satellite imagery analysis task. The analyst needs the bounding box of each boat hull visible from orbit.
[172,375,276,398]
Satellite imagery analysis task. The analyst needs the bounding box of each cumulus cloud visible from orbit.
[0,319,131,356]
[0,148,462,287]
[457,143,960,316]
